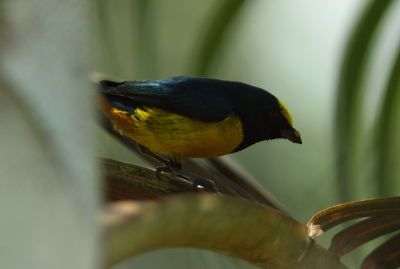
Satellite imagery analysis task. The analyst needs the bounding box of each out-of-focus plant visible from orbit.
[335,0,400,202]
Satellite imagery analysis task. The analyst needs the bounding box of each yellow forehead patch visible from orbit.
[277,99,294,127]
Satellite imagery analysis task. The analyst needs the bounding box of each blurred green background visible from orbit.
[94,0,400,268]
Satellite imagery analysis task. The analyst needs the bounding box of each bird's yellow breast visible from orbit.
[99,96,243,162]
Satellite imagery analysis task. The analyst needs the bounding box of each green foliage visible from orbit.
[335,0,399,201]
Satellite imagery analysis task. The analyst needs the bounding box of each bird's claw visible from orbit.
[155,166,170,181]
[156,165,221,195]
[192,178,221,195]
[139,144,220,195]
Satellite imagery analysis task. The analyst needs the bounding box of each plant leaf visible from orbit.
[329,215,400,257]
[375,44,400,197]
[102,194,348,269]
[335,0,395,202]
[360,232,400,269]
[307,196,400,238]
[101,158,199,201]
[193,0,247,76]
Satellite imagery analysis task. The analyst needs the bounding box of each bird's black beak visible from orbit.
[281,129,302,144]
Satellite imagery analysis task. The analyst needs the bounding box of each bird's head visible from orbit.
[270,99,302,144]
[239,96,302,150]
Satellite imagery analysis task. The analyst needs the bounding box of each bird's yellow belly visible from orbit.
[100,99,243,161]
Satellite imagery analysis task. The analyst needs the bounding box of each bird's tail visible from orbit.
[93,80,124,93]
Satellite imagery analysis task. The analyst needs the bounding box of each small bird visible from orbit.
[96,76,301,194]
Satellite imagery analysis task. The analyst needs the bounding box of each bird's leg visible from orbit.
[137,143,170,166]
[137,144,186,181]
[137,143,220,195]
[168,158,220,195]
[137,143,172,180]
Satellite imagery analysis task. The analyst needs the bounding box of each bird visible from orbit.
[96,76,302,194]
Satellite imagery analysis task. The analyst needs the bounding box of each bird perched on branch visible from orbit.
[96,76,302,194]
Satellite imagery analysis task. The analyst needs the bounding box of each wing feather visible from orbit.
[98,77,234,123]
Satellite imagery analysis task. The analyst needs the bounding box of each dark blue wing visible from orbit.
[98,77,234,123]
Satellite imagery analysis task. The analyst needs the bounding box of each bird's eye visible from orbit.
[269,113,281,125]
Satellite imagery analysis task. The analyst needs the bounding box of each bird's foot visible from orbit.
[137,143,170,166]
[155,166,169,181]
[156,162,220,196]
[138,144,220,195]
[168,163,220,195]
[155,166,189,181]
